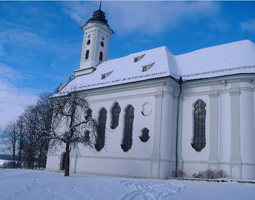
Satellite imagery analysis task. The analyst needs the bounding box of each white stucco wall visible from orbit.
[46,79,177,179]
[180,76,255,180]
[46,75,255,180]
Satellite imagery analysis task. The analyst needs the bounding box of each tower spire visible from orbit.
[75,2,113,77]
[99,1,102,10]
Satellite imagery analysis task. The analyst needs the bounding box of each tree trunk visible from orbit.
[17,136,23,168]
[12,144,16,168]
[64,142,70,176]
[38,146,42,169]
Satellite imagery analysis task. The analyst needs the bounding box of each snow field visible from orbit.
[0,169,255,200]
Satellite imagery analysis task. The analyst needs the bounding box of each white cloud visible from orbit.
[239,19,255,34]
[62,1,96,26]
[63,1,220,35]
[0,63,38,127]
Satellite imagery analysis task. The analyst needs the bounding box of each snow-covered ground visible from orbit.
[0,169,255,200]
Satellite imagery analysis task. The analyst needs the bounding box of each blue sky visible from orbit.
[0,1,255,127]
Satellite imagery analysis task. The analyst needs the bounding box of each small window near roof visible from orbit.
[142,62,155,72]
[101,71,113,79]
[134,54,145,62]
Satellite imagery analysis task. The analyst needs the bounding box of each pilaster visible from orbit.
[150,86,164,178]
[230,84,241,163]
[208,85,219,164]
[229,83,242,178]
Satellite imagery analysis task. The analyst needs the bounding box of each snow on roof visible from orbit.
[57,40,255,95]
[174,40,255,80]
[57,46,172,95]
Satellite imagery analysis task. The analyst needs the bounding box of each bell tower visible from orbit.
[75,2,113,76]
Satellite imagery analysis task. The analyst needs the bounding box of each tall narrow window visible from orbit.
[121,105,135,152]
[85,50,89,59]
[95,108,107,151]
[61,152,68,170]
[191,100,206,152]
[99,52,103,61]
[87,40,91,45]
[110,102,121,129]
[85,130,90,141]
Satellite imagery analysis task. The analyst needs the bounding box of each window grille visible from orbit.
[133,54,145,62]
[141,62,155,72]
[110,102,121,129]
[191,100,206,152]
[95,108,107,151]
[121,105,135,152]
[101,74,106,79]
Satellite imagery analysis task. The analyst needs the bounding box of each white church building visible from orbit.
[46,5,255,180]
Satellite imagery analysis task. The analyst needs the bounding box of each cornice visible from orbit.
[182,73,255,89]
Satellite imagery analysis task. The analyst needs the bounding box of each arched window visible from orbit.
[100,41,104,47]
[95,108,107,151]
[85,50,89,59]
[110,102,121,129]
[85,130,90,141]
[85,108,92,120]
[121,105,135,152]
[191,100,206,152]
[61,152,68,170]
[99,52,103,61]
[87,39,91,45]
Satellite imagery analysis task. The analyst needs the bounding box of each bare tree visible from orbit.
[16,117,25,168]
[35,92,54,168]
[18,92,54,169]
[40,93,97,176]
[0,122,18,168]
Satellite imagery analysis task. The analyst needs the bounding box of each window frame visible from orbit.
[110,102,121,129]
[121,105,135,152]
[85,50,89,59]
[95,108,107,151]
[99,51,103,61]
[191,100,206,152]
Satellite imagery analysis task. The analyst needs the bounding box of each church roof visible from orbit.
[57,40,255,95]
[175,39,255,80]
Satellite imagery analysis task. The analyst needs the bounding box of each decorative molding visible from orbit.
[172,65,255,78]
[181,73,255,89]
[229,89,241,96]
[209,93,219,98]
[154,91,163,99]
[141,102,152,116]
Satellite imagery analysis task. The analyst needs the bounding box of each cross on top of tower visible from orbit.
[99,1,102,10]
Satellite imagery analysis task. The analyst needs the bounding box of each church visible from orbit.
[46,5,255,180]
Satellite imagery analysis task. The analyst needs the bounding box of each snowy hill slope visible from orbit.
[0,169,254,200]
